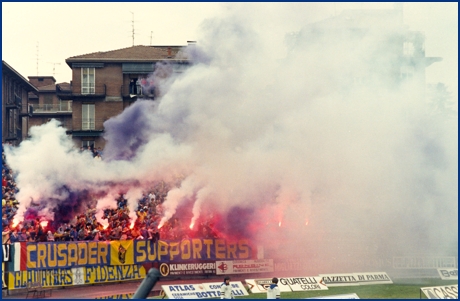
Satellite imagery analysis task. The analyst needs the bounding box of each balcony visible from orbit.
[71,118,104,137]
[64,84,107,99]
[5,94,22,108]
[30,102,72,114]
[121,84,155,100]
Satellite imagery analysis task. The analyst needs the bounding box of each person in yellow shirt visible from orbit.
[137,209,147,224]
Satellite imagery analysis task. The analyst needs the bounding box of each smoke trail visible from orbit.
[4,3,456,274]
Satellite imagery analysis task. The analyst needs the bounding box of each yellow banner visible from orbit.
[95,293,134,299]
[109,240,134,265]
[24,238,255,270]
[7,265,146,290]
[26,241,110,269]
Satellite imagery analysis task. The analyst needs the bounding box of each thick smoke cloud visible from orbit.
[4,3,457,274]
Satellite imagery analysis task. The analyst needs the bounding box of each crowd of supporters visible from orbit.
[2,143,219,244]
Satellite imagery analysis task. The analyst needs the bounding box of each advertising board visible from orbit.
[201,281,249,297]
[158,261,216,277]
[161,284,208,299]
[437,268,458,280]
[245,278,292,293]
[280,276,328,291]
[421,285,458,299]
[216,259,273,275]
[319,273,360,287]
[353,272,392,285]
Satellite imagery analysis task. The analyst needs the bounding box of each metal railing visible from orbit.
[82,118,96,130]
[121,84,155,98]
[77,84,106,96]
[6,95,22,107]
[30,102,72,113]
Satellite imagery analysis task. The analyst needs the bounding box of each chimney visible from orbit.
[167,47,172,57]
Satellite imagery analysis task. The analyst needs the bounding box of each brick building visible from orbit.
[61,44,192,148]
[28,76,72,132]
[2,61,38,145]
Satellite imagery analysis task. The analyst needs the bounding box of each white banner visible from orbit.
[71,267,85,285]
[201,281,249,298]
[437,268,458,280]
[280,276,329,291]
[161,284,208,299]
[2,244,11,262]
[421,285,458,299]
[245,278,292,293]
[319,273,360,287]
[353,272,393,285]
[2,263,6,289]
[307,293,360,299]
[216,259,274,275]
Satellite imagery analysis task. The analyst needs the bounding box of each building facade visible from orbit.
[284,4,441,98]
[2,61,38,145]
[28,76,73,132]
[61,44,191,148]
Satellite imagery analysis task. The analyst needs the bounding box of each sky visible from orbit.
[2,2,458,275]
[2,2,458,97]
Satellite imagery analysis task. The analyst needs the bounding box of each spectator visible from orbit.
[9,228,20,243]
[2,226,10,244]
[2,213,9,227]
[47,231,55,242]
[70,226,78,241]
[267,277,281,299]
[18,228,28,242]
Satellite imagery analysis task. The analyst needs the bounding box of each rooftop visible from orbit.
[66,45,190,66]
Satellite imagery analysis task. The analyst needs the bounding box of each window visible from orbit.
[8,109,17,137]
[403,42,414,56]
[44,95,53,111]
[400,65,414,80]
[82,139,94,148]
[82,104,95,130]
[81,68,95,94]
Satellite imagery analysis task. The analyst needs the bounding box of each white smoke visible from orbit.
[4,3,457,274]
